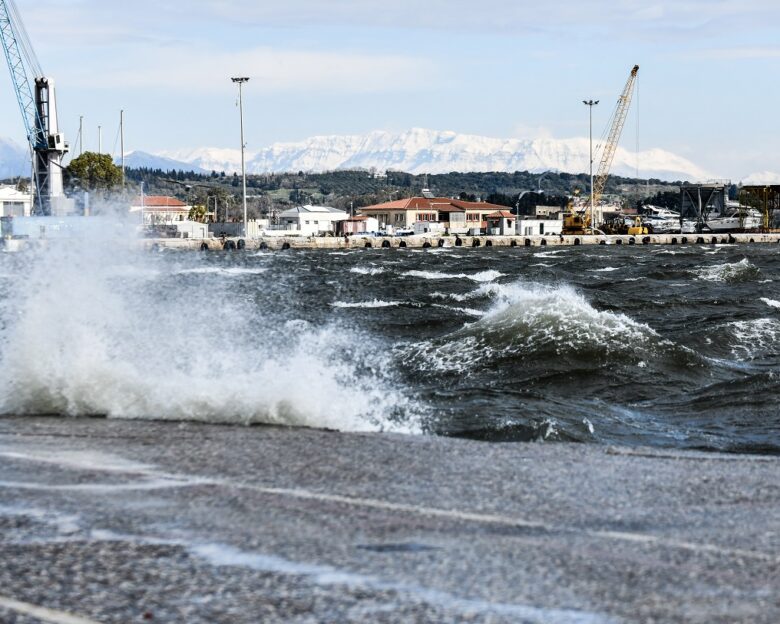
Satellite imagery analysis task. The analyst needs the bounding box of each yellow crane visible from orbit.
[564,65,639,235]
[592,64,639,209]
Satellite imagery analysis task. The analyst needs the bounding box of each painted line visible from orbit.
[2,447,777,564]
[227,483,778,563]
[0,595,101,624]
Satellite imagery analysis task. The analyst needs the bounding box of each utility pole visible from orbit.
[98,125,102,154]
[120,110,125,189]
[582,99,599,231]
[78,116,83,156]
[231,76,250,238]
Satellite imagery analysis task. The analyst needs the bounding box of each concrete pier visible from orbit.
[147,232,780,252]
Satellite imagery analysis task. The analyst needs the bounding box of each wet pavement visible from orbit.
[0,416,778,623]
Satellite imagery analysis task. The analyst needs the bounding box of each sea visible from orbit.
[1,237,779,454]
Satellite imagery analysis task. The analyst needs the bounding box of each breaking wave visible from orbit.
[0,238,421,433]
[332,300,402,309]
[349,266,385,276]
[695,258,760,283]
[404,281,660,373]
[724,318,780,361]
[402,269,503,282]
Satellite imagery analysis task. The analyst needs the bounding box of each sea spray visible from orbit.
[0,228,421,433]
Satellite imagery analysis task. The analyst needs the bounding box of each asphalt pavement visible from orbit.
[0,416,778,623]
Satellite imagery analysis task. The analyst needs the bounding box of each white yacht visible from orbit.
[642,205,696,234]
[704,206,763,232]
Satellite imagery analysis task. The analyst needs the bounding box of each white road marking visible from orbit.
[0,595,101,624]
[1,446,777,563]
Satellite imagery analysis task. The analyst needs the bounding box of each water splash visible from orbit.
[0,235,421,433]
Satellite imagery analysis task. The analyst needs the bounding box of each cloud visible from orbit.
[187,0,779,33]
[18,0,780,44]
[64,45,436,94]
[692,46,780,60]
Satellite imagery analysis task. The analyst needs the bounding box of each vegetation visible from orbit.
[6,164,682,220]
[65,152,123,193]
[117,167,681,220]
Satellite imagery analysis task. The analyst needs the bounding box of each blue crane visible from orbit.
[0,0,68,215]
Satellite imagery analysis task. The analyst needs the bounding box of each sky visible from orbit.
[0,0,779,179]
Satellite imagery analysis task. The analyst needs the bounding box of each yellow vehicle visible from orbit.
[627,217,648,236]
[563,210,591,235]
[562,190,593,235]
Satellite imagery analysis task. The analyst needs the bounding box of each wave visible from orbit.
[349,266,385,276]
[429,283,504,303]
[175,266,267,276]
[430,303,485,317]
[590,267,621,273]
[695,258,760,283]
[402,269,503,283]
[0,240,421,434]
[331,300,401,309]
[403,281,660,373]
[724,318,780,361]
[761,297,780,309]
[533,250,568,259]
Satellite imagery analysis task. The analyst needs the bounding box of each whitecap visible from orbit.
[349,266,385,276]
[402,269,503,283]
[695,258,759,283]
[176,267,267,276]
[331,300,402,309]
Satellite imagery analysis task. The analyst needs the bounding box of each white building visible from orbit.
[0,186,32,217]
[276,205,348,235]
[129,195,192,225]
[516,217,563,236]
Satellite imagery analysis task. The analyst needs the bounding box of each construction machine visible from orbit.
[564,65,639,235]
[0,0,70,215]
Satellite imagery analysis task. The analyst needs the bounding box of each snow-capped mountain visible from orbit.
[145,128,711,181]
[741,171,780,185]
[120,151,204,173]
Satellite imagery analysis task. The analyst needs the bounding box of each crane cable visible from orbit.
[7,0,41,77]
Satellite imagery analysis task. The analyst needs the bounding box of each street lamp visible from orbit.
[582,99,599,231]
[231,77,250,238]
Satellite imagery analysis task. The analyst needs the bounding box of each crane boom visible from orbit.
[0,0,68,215]
[591,65,639,209]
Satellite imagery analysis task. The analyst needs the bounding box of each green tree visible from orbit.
[65,152,122,193]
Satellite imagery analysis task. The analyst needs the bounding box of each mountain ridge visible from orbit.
[154,128,713,181]
[4,128,775,184]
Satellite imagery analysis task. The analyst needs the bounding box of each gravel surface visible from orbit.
[0,416,778,623]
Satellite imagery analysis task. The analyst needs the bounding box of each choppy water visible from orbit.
[1,237,780,454]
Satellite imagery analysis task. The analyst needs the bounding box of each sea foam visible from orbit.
[0,234,420,433]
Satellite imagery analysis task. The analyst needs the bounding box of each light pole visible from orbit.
[231,77,250,239]
[582,99,599,231]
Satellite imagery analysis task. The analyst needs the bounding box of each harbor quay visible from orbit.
[146,231,780,252]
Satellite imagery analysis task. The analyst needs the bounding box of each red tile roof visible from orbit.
[487,211,515,219]
[134,195,187,208]
[359,197,507,213]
